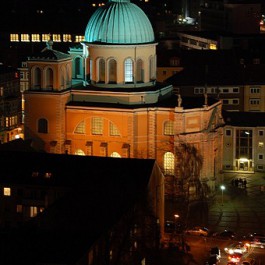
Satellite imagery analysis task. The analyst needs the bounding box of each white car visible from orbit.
[184,226,209,236]
[224,242,248,254]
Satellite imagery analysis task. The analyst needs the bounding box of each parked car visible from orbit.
[213,230,236,239]
[184,226,209,236]
[224,242,248,254]
[241,258,256,265]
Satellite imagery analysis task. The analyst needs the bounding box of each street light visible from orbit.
[220,185,225,206]
[174,214,179,234]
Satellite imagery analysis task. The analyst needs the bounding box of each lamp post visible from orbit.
[220,185,225,206]
[174,214,179,234]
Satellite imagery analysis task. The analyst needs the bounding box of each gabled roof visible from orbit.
[28,41,71,62]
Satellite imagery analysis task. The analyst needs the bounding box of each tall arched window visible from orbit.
[124,58,133,82]
[109,59,117,83]
[99,58,105,83]
[164,152,174,175]
[149,56,155,81]
[136,59,143,82]
[34,67,41,88]
[38,118,48,133]
[46,68,53,89]
[164,121,174,135]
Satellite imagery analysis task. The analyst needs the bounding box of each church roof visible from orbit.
[84,0,155,44]
[28,41,71,61]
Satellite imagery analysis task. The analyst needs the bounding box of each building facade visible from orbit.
[0,64,23,143]
[24,0,224,197]
[223,111,265,172]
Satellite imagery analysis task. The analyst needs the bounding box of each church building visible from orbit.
[24,0,224,197]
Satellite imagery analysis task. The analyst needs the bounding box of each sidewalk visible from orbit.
[207,172,265,236]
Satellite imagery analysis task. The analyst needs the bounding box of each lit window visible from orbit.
[42,34,50,42]
[164,121,174,135]
[44,172,52,178]
[31,34,40,42]
[209,43,217,50]
[10,34,19,42]
[63,34,72,42]
[75,35,85,42]
[30,206,38,217]
[74,120,85,134]
[124,58,133,82]
[92,117,103,135]
[110,152,121,158]
[164,152,174,175]
[75,149,85,155]
[258,142,264,148]
[110,122,120,136]
[3,187,11,196]
[21,34,30,42]
[52,34,61,42]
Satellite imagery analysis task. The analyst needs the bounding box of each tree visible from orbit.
[175,142,203,201]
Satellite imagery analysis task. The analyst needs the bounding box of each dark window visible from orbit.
[38,118,48,133]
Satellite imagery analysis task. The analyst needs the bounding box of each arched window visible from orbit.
[74,120,85,134]
[109,59,117,83]
[149,56,155,81]
[164,152,174,175]
[38,118,48,133]
[110,152,121,158]
[136,59,143,83]
[164,121,174,135]
[34,67,41,88]
[99,58,105,83]
[46,68,53,89]
[109,122,120,136]
[75,149,85,156]
[124,58,133,82]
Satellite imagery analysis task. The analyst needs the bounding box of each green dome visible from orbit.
[84,0,155,44]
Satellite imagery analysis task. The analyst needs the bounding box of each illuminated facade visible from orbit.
[0,65,23,143]
[223,111,265,172]
[24,0,224,195]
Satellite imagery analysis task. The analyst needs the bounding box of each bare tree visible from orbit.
[175,142,203,201]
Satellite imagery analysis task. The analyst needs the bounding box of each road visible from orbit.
[159,171,265,264]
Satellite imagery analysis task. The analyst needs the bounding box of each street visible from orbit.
[159,171,265,264]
